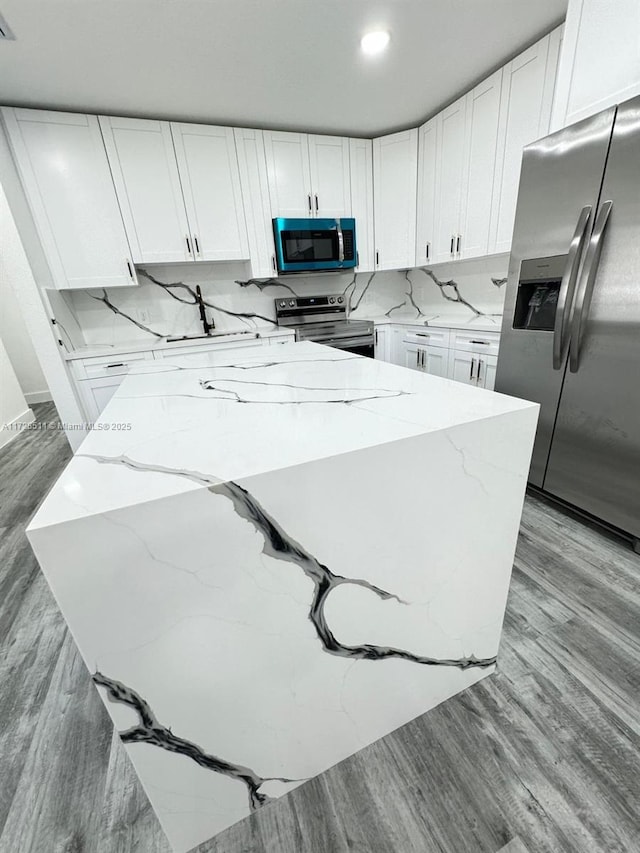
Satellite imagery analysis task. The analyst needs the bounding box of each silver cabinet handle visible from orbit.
[375,329,378,346]
[126,259,135,280]
[376,251,379,266]
[106,362,125,369]
[314,194,319,213]
[271,255,276,271]
[193,234,200,256]
[426,242,430,261]
[477,358,483,385]
[469,357,475,380]
[416,350,420,368]
[422,351,427,370]
[415,332,430,338]
[307,194,312,214]
[450,235,455,256]
[185,235,192,256]
[456,234,461,254]
[470,339,490,346]
[569,200,613,374]
[553,205,592,370]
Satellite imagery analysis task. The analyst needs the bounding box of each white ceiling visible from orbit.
[0,0,568,137]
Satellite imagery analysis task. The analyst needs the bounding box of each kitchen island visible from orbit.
[27,341,538,853]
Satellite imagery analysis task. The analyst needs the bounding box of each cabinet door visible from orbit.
[415,117,438,267]
[373,129,418,270]
[349,138,375,271]
[459,71,503,259]
[433,97,467,263]
[308,135,351,218]
[234,128,277,278]
[263,131,313,218]
[99,116,191,264]
[449,349,478,386]
[488,34,557,255]
[2,109,137,290]
[374,326,390,361]
[423,345,450,378]
[478,354,498,390]
[77,376,123,420]
[171,123,249,262]
[403,341,422,371]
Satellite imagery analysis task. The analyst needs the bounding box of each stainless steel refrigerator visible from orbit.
[495,94,640,549]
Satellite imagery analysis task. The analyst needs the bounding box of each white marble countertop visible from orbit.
[32,341,535,531]
[362,314,504,333]
[62,327,293,361]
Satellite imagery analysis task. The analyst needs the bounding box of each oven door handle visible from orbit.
[316,336,373,349]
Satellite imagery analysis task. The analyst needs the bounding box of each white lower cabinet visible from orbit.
[374,326,390,361]
[384,324,500,388]
[76,376,125,422]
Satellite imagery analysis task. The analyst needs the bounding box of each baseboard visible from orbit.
[0,407,36,450]
[24,390,52,404]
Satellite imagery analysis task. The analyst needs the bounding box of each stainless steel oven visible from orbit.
[275,295,374,357]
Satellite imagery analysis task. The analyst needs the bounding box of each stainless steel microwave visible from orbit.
[272,218,357,274]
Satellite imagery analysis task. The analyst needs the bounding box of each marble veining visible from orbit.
[83,453,496,671]
[93,672,302,811]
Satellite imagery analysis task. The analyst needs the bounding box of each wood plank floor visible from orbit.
[1,403,639,853]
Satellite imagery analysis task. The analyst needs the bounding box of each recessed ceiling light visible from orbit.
[361,30,390,56]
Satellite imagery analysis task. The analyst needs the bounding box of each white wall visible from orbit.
[0,255,50,403]
[0,333,34,449]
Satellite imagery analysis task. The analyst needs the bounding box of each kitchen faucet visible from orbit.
[195,285,215,335]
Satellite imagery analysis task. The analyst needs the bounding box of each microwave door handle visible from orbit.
[569,200,613,374]
[552,205,592,370]
[336,222,345,262]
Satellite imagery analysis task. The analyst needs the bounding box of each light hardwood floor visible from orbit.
[1,403,639,853]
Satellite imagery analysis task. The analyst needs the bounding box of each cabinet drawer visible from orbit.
[70,350,153,380]
[152,337,264,359]
[269,334,295,346]
[451,330,500,356]
[402,327,450,349]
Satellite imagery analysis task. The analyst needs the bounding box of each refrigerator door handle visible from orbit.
[552,205,592,370]
[569,200,614,373]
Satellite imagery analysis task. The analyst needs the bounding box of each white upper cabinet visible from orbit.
[488,30,561,255]
[415,117,438,267]
[433,97,467,263]
[263,131,351,219]
[171,123,249,262]
[551,0,638,129]
[99,116,191,264]
[263,131,313,218]
[100,116,250,265]
[234,128,278,278]
[349,138,375,271]
[307,135,351,218]
[373,128,418,270]
[2,108,137,289]
[459,70,503,259]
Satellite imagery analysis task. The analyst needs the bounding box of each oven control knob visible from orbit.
[279,301,286,307]
[329,297,335,304]
[337,296,344,303]
[289,300,295,307]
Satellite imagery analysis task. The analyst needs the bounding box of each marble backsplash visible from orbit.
[57,256,510,350]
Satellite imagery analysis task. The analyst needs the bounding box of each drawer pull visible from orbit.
[470,340,490,345]
[106,362,125,369]
[415,332,430,338]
